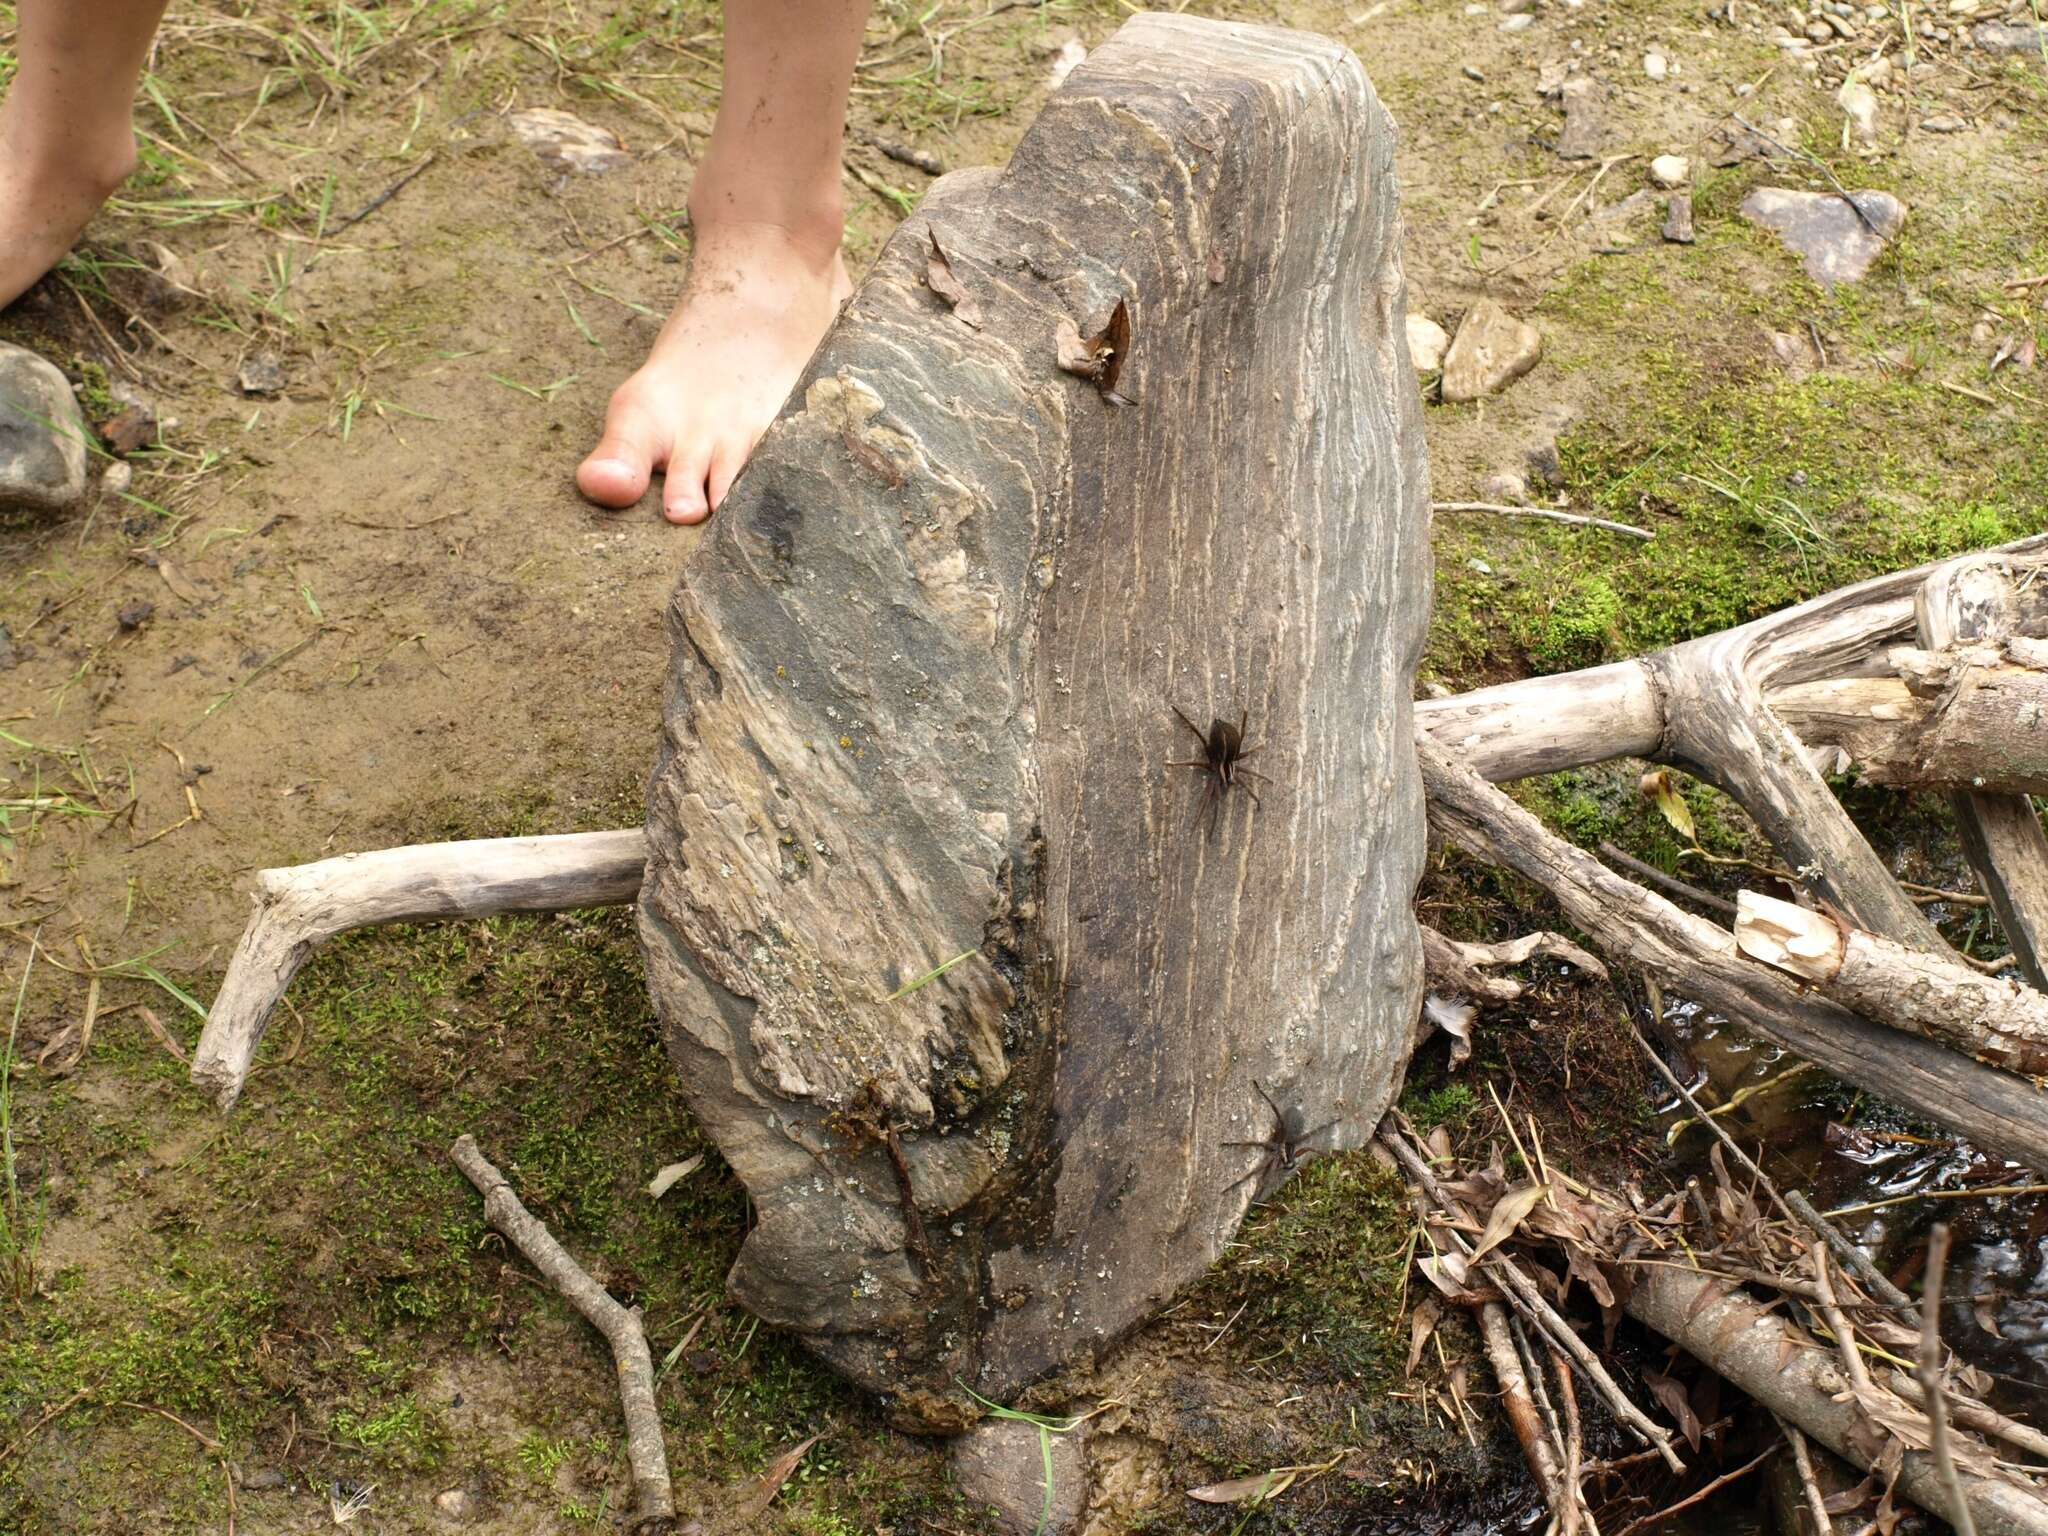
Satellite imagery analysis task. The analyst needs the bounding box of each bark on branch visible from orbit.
[1419,733,2048,1172]
[1626,1263,2048,1536]
[450,1135,675,1533]
[1735,890,2048,1075]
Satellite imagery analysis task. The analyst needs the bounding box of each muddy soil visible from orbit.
[3,0,2045,1529]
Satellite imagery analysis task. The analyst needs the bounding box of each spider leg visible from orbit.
[1236,743,1263,762]
[1236,767,1272,786]
[1249,1078,1289,1137]
[1171,704,1209,745]
[1239,781,1262,811]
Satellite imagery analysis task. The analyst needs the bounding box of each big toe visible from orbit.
[576,402,665,508]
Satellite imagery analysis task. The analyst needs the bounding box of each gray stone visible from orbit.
[0,343,88,515]
[1500,12,1535,30]
[1974,20,2046,51]
[637,13,1428,1426]
[239,1466,286,1491]
[1662,192,1697,244]
[1739,186,1905,288]
[1555,75,1606,158]
[237,356,286,396]
[1441,299,1543,401]
[1407,313,1450,373]
[951,1418,1087,1535]
[433,1487,476,1521]
[506,107,631,173]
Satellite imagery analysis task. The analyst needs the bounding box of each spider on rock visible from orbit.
[1168,703,1270,839]
[1222,1080,1343,1200]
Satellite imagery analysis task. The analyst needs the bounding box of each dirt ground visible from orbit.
[2,0,2045,1529]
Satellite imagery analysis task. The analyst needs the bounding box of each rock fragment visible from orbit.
[1441,299,1543,402]
[1739,186,1906,288]
[0,343,89,515]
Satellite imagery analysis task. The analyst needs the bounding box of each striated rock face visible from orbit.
[638,13,1430,1426]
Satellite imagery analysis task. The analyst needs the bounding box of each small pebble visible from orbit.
[1463,63,1486,79]
[1920,112,1967,130]
[434,1488,476,1522]
[1643,50,1670,77]
[1500,12,1535,29]
[1650,153,1691,186]
[101,460,133,497]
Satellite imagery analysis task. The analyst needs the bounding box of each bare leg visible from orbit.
[577,0,870,524]
[0,0,168,309]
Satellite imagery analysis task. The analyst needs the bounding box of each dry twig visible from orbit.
[450,1136,675,1532]
[1919,1224,1980,1536]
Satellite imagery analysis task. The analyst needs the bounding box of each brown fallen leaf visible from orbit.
[1405,1296,1441,1376]
[1470,1182,1545,1263]
[155,558,204,605]
[733,1434,822,1523]
[1643,1369,1702,1451]
[1054,297,1133,400]
[1187,1467,1297,1505]
[925,228,983,330]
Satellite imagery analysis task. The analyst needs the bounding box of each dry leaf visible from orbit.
[1188,1466,1298,1505]
[648,1153,705,1199]
[1416,1252,1473,1300]
[1470,1183,1546,1263]
[1422,995,1476,1069]
[1054,298,1133,400]
[733,1434,822,1522]
[1638,769,1696,843]
[1643,1370,1703,1451]
[925,229,983,329]
[1406,1296,1441,1377]
[156,559,204,605]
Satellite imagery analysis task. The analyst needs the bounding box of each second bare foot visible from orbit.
[577,220,854,524]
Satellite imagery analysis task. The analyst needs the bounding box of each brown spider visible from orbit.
[1169,704,1270,839]
[1222,1080,1343,1199]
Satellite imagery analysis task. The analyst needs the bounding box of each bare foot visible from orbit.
[0,118,137,311]
[578,220,854,524]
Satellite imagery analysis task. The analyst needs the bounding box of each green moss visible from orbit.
[1524,572,1622,672]
[1401,1082,1478,1132]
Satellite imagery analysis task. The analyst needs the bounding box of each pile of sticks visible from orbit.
[1382,1114,2048,1536]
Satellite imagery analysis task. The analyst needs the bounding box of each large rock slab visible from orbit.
[0,343,89,515]
[638,13,1429,1425]
[1740,187,1906,289]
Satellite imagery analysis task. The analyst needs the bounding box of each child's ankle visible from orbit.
[687,164,846,269]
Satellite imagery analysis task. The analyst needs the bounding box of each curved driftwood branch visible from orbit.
[451,1135,675,1533]
[192,830,645,1109]
[1918,558,2048,991]
[1627,1263,2048,1536]
[1420,733,2048,1171]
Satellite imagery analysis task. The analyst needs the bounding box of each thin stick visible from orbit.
[1888,1371,2048,1463]
[1479,1301,1571,1529]
[1626,1005,1915,1317]
[1382,1124,1686,1473]
[328,152,436,232]
[1610,1444,1777,1536]
[1811,1246,1876,1401]
[1552,1349,1589,1536]
[1919,1224,1979,1536]
[450,1136,675,1532]
[1781,1418,1835,1536]
[1598,842,1736,918]
[1822,1183,2048,1219]
[1432,501,1654,542]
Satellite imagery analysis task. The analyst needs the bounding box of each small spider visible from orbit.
[1222,1080,1343,1199]
[1169,703,1270,838]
